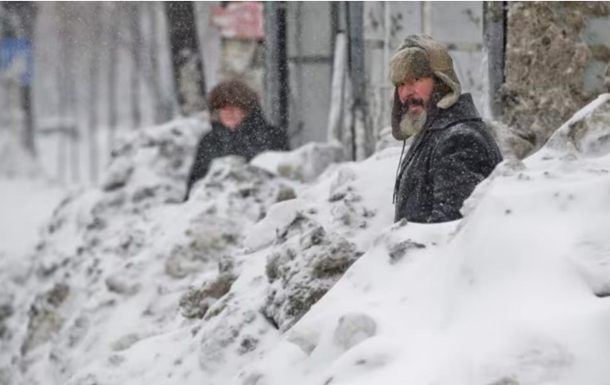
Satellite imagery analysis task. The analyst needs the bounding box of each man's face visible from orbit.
[396,76,436,138]
[219,105,245,131]
[397,77,435,114]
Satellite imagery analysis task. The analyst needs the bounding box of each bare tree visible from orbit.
[165,1,206,115]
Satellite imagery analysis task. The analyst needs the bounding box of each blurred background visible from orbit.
[0,2,490,186]
[1,2,609,186]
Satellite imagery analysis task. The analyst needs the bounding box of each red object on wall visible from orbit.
[211,2,265,40]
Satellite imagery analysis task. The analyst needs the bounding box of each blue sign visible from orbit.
[0,38,33,85]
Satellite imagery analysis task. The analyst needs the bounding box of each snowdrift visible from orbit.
[2,95,610,385]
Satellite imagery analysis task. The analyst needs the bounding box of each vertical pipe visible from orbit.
[327,32,347,144]
[347,2,365,112]
[421,1,432,36]
[294,2,304,142]
[330,2,340,54]
[347,1,371,160]
[264,2,289,131]
[107,2,119,152]
[382,1,391,130]
[483,1,506,119]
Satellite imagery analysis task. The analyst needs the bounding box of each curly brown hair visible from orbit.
[207,79,261,118]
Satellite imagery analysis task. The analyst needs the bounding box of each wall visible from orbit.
[501,2,610,158]
[364,2,485,138]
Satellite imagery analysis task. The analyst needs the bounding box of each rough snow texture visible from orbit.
[263,212,363,332]
[0,116,294,385]
[544,94,610,157]
[238,93,610,385]
[501,2,609,158]
[5,95,610,385]
[252,142,345,183]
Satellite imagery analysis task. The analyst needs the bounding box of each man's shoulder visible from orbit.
[436,118,490,143]
[431,119,500,158]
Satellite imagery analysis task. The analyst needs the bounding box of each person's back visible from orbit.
[184,80,289,200]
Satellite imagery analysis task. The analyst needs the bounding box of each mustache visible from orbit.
[402,97,425,110]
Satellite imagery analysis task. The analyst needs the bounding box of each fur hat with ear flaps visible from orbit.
[390,34,461,140]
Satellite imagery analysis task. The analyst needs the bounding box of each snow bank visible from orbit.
[3,95,610,385]
[240,96,610,385]
[252,142,346,183]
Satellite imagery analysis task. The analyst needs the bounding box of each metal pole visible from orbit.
[483,1,506,120]
[264,2,289,131]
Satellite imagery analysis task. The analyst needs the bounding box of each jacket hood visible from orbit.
[426,93,480,131]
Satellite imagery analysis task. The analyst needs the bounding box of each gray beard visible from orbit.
[398,108,428,138]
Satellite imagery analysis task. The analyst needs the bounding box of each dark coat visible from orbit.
[185,109,289,199]
[394,93,502,223]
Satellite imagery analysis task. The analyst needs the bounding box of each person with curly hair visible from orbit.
[185,80,289,200]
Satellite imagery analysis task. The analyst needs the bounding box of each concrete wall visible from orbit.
[286,2,334,147]
[501,2,610,158]
[281,1,487,149]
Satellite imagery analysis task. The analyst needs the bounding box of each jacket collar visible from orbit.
[425,93,481,131]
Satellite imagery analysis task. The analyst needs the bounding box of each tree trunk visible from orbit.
[164,1,206,115]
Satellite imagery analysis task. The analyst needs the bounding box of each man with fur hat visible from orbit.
[391,34,502,223]
[184,79,290,200]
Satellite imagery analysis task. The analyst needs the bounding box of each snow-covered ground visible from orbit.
[2,95,610,385]
[0,178,65,260]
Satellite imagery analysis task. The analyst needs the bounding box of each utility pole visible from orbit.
[264,2,289,132]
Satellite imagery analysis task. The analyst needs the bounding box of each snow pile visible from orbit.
[252,142,346,183]
[100,115,210,205]
[3,95,610,385]
[58,136,398,385]
[0,115,293,385]
[240,94,610,385]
